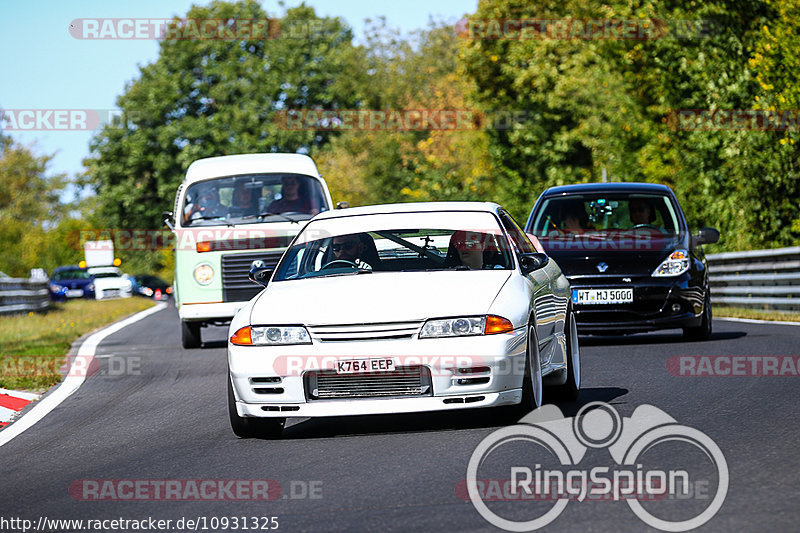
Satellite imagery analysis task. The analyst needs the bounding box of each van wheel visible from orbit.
[181,321,201,349]
[228,378,285,439]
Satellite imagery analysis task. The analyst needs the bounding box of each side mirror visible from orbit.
[693,227,720,246]
[519,252,549,275]
[336,201,350,209]
[162,211,174,230]
[248,260,272,287]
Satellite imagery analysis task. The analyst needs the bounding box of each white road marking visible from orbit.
[0,302,167,447]
[716,316,800,327]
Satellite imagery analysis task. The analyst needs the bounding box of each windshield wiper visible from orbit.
[187,215,234,227]
[240,212,302,224]
[313,269,373,278]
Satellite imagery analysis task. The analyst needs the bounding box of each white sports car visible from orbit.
[227,202,580,438]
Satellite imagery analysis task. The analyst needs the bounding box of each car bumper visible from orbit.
[179,301,248,323]
[229,329,528,418]
[569,275,705,333]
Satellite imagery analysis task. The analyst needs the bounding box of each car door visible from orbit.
[497,209,564,351]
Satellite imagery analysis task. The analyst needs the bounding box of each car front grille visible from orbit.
[221,251,284,302]
[307,321,424,342]
[305,366,432,400]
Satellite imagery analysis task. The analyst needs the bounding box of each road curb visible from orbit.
[0,302,167,447]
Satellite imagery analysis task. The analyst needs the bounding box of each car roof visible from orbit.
[313,201,502,221]
[541,182,675,196]
[184,153,321,184]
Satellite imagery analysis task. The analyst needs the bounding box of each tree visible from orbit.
[84,1,368,233]
[0,136,68,276]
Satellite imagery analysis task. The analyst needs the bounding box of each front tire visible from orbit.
[181,321,201,349]
[683,294,712,341]
[553,307,581,401]
[518,323,543,413]
[227,378,285,439]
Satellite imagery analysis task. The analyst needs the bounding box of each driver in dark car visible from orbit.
[331,234,372,270]
[629,199,657,227]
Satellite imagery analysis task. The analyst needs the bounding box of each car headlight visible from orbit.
[230,326,312,346]
[419,315,515,338]
[87,283,94,292]
[653,249,690,277]
[193,263,214,285]
[49,284,66,294]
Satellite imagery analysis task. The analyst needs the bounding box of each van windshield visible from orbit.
[181,173,327,226]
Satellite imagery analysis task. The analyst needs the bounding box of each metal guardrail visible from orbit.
[0,278,50,315]
[707,246,800,311]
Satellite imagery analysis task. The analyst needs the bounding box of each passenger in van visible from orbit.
[230,182,259,217]
[268,176,319,215]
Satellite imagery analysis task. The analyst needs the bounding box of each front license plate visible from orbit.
[66,289,84,297]
[573,288,633,305]
[336,358,395,374]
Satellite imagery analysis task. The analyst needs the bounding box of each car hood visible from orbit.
[542,235,687,276]
[250,270,512,325]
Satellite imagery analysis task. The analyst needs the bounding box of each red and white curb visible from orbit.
[0,302,166,447]
[0,388,40,428]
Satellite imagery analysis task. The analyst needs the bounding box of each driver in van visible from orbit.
[183,184,224,224]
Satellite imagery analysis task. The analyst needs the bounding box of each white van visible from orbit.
[165,154,334,348]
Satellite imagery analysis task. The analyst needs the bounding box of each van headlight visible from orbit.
[194,263,214,285]
[653,249,690,277]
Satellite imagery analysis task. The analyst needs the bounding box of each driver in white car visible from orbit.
[331,234,373,270]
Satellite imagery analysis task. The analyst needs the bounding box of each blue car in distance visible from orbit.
[49,266,95,301]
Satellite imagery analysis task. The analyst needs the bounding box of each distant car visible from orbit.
[87,266,133,300]
[227,202,580,438]
[525,182,719,339]
[49,266,95,301]
[130,275,173,300]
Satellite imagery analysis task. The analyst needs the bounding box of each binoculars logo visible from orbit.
[466,402,728,531]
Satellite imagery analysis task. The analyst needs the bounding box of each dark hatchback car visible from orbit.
[130,275,172,300]
[49,266,95,301]
[525,183,719,339]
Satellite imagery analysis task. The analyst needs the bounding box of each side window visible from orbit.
[498,210,536,254]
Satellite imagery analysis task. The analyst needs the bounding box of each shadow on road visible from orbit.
[275,387,628,440]
[579,330,746,347]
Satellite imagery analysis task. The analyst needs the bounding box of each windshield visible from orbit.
[52,269,91,281]
[181,173,327,227]
[273,227,513,281]
[529,193,682,243]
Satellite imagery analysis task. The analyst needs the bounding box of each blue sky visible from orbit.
[0,0,477,195]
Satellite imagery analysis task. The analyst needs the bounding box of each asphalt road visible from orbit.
[1,303,798,532]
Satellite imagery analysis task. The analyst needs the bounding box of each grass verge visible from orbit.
[715,306,800,323]
[0,298,156,391]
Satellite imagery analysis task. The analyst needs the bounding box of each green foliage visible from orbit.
[459,0,800,248]
[84,0,367,235]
